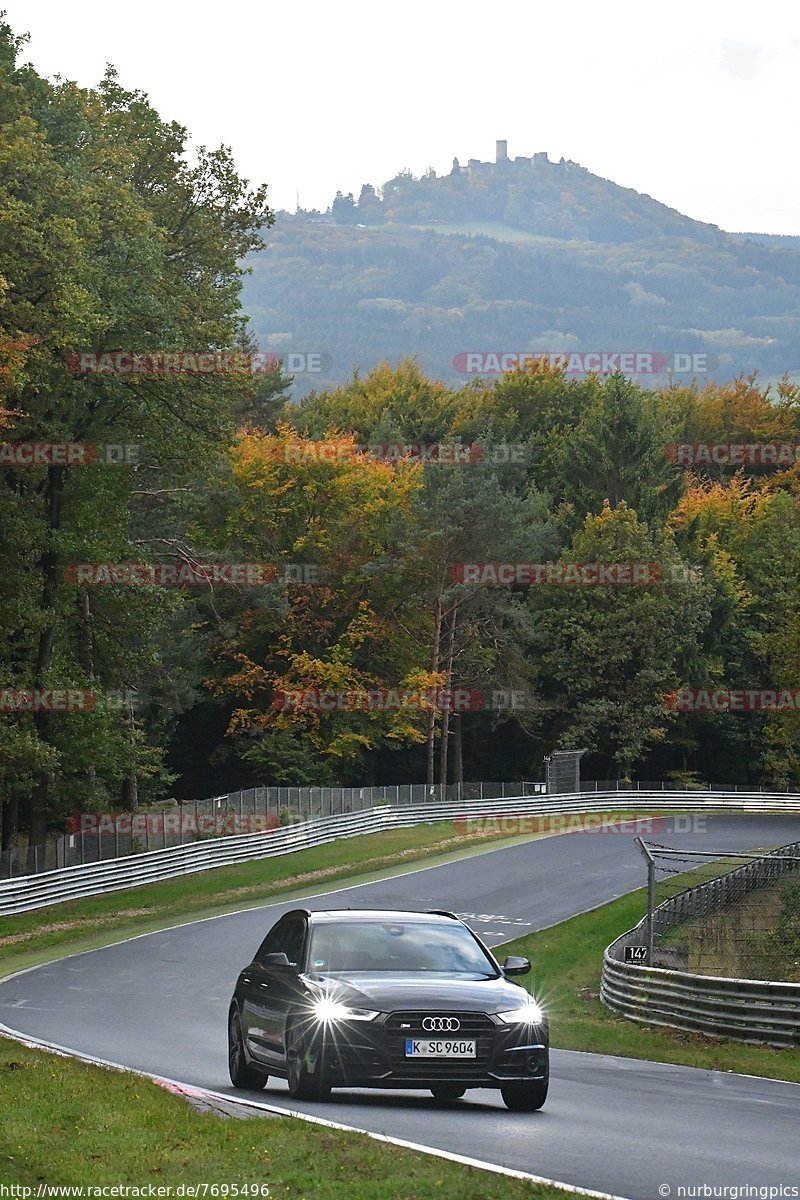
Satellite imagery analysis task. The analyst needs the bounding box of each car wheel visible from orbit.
[228,1009,268,1090]
[500,1078,548,1111]
[430,1084,466,1101]
[286,1024,331,1102]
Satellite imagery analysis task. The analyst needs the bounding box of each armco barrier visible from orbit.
[601,840,800,1047]
[2,789,800,917]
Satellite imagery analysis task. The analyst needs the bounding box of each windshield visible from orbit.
[308,919,499,978]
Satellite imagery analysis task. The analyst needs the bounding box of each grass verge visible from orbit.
[662,874,800,982]
[500,885,800,1083]
[0,1036,582,1197]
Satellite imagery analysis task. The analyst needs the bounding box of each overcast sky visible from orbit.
[6,0,799,234]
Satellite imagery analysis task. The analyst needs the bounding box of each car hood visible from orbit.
[303,972,533,1013]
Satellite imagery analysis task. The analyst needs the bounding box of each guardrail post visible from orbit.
[635,836,657,962]
[643,861,654,956]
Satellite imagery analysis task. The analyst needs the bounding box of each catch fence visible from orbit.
[602,840,800,1045]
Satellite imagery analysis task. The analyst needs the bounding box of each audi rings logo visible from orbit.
[422,1016,461,1032]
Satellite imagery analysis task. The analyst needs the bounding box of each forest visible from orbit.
[242,171,800,392]
[3,19,800,861]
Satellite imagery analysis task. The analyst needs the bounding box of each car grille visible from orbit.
[385,1011,495,1035]
[384,1010,495,1078]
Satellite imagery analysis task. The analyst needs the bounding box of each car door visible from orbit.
[258,914,308,1067]
[239,918,291,1062]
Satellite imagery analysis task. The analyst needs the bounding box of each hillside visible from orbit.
[241,155,800,395]
[329,153,726,244]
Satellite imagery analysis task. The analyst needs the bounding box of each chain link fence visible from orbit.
[638,840,800,981]
[0,779,547,878]
[4,776,798,880]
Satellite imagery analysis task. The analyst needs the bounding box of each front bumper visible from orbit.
[309,1010,549,1089]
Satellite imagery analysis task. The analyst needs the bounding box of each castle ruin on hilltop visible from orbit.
[451,140,554,177]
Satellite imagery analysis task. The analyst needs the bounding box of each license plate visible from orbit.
[404,1038,476,1057]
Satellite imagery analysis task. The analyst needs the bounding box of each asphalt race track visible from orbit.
[2,814,799,1198]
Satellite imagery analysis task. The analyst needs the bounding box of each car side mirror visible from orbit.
[263,952,293,968]
[502,955,531,976]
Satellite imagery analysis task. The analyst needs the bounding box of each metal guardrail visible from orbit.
[2,789,800,917]
[601,840,800,1048]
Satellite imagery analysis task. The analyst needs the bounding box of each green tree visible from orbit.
[0,23,272,861]
[552,374,681,529]
[401,463,557,783]
[528,503,710,778]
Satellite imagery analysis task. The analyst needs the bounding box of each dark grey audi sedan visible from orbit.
[228,908,549,1110]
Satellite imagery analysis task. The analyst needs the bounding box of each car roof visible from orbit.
[292,908,462,924]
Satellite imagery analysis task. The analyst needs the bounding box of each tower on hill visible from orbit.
[450,142,551,178]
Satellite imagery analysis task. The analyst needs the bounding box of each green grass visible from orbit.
[500,887,800,1082]
[0,1036,577,1197]
[661,874,800,982]
[406,220,574,245]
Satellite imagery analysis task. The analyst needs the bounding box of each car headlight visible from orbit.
[311,997,379,1024]
[497,1000,545,1025]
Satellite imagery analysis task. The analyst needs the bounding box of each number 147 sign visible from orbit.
[624,946,648,963]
